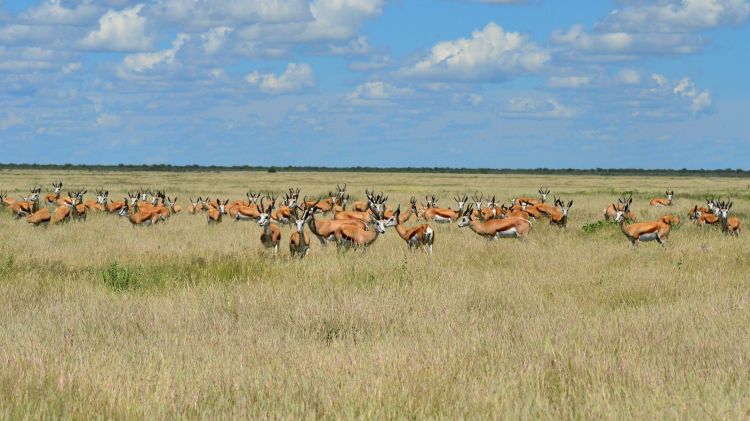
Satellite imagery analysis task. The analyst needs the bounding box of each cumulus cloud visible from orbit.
[673,77,712,113]
[120,33,189,73]
[246,63,315,94]
[551,24,701,57]
[598,0,750,33]
[547,75,591,88]
[21,0,99,25]
[400,22,549,82]
[505,96,577,119]
[349,54,393,71]
[201,27,233,55]
[80,5,152,51]
[348,81,414,104]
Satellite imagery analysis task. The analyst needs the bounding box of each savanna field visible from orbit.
[1,169,749,419]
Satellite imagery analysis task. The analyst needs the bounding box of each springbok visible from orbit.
[11,187,41,218]
[335,213,388,249]
[650,190,674,207]
[26,207,51,226]
[389,206,434,255]
[122,198,159,226]
[271,194,294,224]
[421,195,467,223]
[289,206,312,258]
[258,197,281,253]
[550,199,573,228]
[45,181,63,204]
[614,203,671,247]
[458,204,532,240]
[231,193,262,221]
[659,214,681,227]
[716,200,741,235]
[306,201,366,245]
[351,189,374,212]
[604,197,636,222]
[70,190,87,221]
[208,199,229,224]
[0,191,15,207]
[334,194,387,224]
[514,188,550,206]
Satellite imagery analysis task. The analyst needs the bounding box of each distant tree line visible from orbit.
[0,163,748,177]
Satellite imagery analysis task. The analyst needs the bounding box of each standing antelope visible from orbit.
[650,190,674,207]
[335,213,388,249]
[258,197,281,253]
[208,199,229,224]
[716,200,741,236]
[614,203,671,247]
[289,206,312,258]
[604,197,636,222]
[550,199,573,228]
[390,206,434,255]
[514,188,550,206]
[421,195,467,223]
[458,204,532,240]
[306,201,366,245]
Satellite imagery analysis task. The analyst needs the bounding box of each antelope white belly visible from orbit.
[639,232,658,242]
[496,228,518,238]
[433,215,452,223]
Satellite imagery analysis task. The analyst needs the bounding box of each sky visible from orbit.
[0,0,748,168]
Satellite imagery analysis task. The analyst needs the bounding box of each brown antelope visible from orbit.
[458,204,532,240]
[306,201,366,245]
[121,198,159,226]
[45,181,63,204]
[231,193,262,221]
[10,187,41,218]
[187,197,199,214]
[351,189,374,212]
[335,213,388,249]
[289,206,312,258]
[659,214,681,227]
[271,193,294,224]
[499,203,531,220]
[208,199,229,224]
[422,195,467,223]
[385,196,418,223]
[650,190,674,207]
[258,197,281,253]
[333,193,349,212]
[26,207,51,226]
[106,195,126,213]
[604,197,636,222]
[304,185,344,213]
[334,194,387,224]
[0,191,15,207]
[166,196,181,214]
[690,203,720,226]
[514,188,550,206]
[389,206,434,254]
[84,190,107,212]
[549,199,573,228]
[716,200,741,235]
[614,203,671,247]
[70,190,87,221]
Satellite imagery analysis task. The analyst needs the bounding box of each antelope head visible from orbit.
[257,196,275,226]
[472,192,483,210]
[409,196,418,214]
[52,181,62,196]
[457,204,475,227]
[454,194,468,211]
[247,192,261,204]
[370,192,387,216]
[369,212,388,234]
[539,188,551,202]
[216,198,229,215]
[614,199,632,223]
[718,199,732,220]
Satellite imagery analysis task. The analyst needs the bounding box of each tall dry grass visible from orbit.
[0,169,749,419]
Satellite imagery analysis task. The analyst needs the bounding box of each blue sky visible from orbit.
[0,0,748,168]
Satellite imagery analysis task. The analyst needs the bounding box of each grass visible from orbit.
[0,169,749,419]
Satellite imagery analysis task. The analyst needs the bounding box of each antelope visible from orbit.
[604,197,636,222]
[306,201,366,245]
[271,193,294,224]
[122,198,159,226]
[0,191,15,207]
[614,203,671,247]
[422,195,467,223]
[386,196,418,223]
[45,181,63,204]
[258,197,281,253]
[335,213,388,249]
[351,189,374,212]
[716,200,741,236]
[106,194,126,213]
[390,206,434,255]
[289,206,312,258]
[333,193,349,212]
[10,187,41,218]
[690,203,720,226]
[26,207,51,226]
[84,190,107,211]
[231,193,262,221]
[514,188,550,206]
[549,199,573,228]
[208,199,229,223]
[650,190,674,207]
[187,197,199,214]
[500,203,530,221]
[458,204,532,240]
[70,190,87,222]
[334,194,387,224]
[659,214,681,227]
[305,185,344,213]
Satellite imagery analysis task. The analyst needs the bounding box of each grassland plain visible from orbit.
[0,169,749,419]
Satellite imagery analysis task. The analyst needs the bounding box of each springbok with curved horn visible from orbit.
[306,200,366,246]
[549,198,573,228]
[717,200,741,235]
[335,213,388,249]
[45,181,63,204]
[513,187,550,206]
[289,206,312,258]
[604,196,636,222]
[650,190,674,207]
[458,204,532,240]
[614,202,671,247]
[389,205,434,255]
[421,195,467,223]
[258,197,281,253]
[207,199,229,224]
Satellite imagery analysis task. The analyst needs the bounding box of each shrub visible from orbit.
[102,261,141,292]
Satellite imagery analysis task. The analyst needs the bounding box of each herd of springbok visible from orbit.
[0,183,742,256]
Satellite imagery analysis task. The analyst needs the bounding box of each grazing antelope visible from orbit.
[45,181,63,204]
[26,207,51,226]
[716,200,741,236]
[306,202,366,245]
[514,188,550,206]
[650,190,674,207]
[614,203,671,247]
[208,199,229,224]
[422,195,467,223]
[289,206,312,258]
[336,213,388,249]
[458,204,532,240]
[659,214,681,227]
[550,199,573,228]
[258,197,281,253]
[390,206,434,255]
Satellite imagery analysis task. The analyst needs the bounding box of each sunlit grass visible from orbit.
[0,169,748,418]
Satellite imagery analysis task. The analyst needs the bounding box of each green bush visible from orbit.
[102,261,142,292]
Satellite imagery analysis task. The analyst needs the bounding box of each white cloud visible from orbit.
[62,62,82,74]
[547,75,591,88]
[22,0,99,25]
[598,0,750,33]
[246,63,315,94]
[616,68,641,85]
[80,5,152,51]
[551,24,701,56]
[348,81,414,104]
[0,112,23,130]
[652,73,668,86]
[120,33,189,73]
[401,22,549,82]
[329,35,370,55]
[506,96,577,119]
[201,27,233,55]
[673,77,712,113]
[349,54,393,71]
